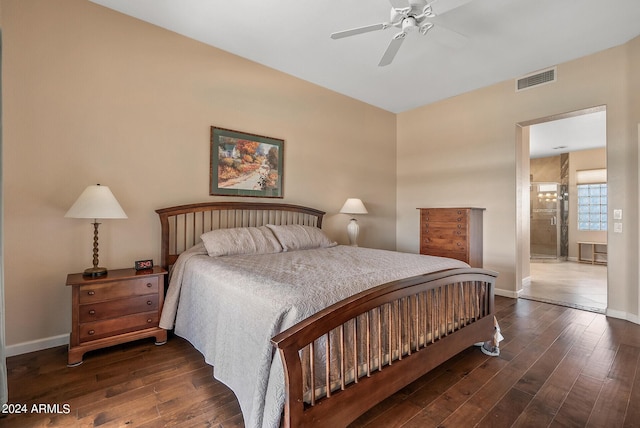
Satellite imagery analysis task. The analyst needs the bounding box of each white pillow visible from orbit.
[200,226,283,257]
[266,224,336,251]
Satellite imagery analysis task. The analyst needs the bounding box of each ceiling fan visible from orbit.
[330,0,472,66]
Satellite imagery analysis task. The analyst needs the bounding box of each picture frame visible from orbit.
[210,126,284,198]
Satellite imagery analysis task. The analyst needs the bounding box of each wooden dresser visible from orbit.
[66,266,168,366]
[418,208,485,268]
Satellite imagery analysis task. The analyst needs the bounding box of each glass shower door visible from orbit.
[531,183,561,259]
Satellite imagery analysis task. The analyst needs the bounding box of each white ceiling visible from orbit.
[530,110,607,159]
[90,0,640,114]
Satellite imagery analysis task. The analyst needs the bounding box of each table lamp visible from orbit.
[340,198,368,246]
[65,184,127,277]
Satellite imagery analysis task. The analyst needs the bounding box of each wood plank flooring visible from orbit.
[4,296,640,427]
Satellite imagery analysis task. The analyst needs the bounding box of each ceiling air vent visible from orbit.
[516,67,556,92]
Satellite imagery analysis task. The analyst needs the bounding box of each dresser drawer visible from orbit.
[421,225,467,239]
[79,294,159,323]
[79,311,159,342]
[421,227,468,249]
[422,237,467,253]
[420,209,468,224]
[79,277,159,304]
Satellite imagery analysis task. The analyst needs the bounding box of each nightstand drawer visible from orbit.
[79,277,159,304]
[79,311,159,342]
[79,294,159,323]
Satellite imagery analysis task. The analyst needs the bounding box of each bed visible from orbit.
[156,201,497,428]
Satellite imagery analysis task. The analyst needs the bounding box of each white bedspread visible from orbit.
[160,244,468,428]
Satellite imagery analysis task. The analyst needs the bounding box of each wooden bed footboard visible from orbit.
[271,268,497,428]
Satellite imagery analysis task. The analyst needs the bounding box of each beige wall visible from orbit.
[397,43,639,321]
[1,0,397,349]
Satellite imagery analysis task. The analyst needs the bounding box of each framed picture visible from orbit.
[210,127,284,198]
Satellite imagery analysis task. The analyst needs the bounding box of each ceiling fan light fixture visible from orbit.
[402,16,418,31]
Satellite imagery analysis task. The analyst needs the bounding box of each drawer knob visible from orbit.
[147,300,152,306]
[457,217,462,222]
[87,291,95,296]
[457,242,462,246]
[89,309,96,315]
[457,224,462,228]
[88,330,95,335]
[146,283,153,288]
[147,318,152,323]
[457,210,462,214]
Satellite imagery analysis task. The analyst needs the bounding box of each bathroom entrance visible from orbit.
[518,106,607,313]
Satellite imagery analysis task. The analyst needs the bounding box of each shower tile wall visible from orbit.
[531,156,562,182]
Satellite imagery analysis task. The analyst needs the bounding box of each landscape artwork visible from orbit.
[210,127,284,198]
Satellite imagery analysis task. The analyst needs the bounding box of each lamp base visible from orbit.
[83,266,108,278]
[347,218,360,247]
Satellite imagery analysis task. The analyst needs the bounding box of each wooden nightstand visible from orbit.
[66,266,168,366]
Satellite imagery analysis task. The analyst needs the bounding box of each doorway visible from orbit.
[517,106,608,313]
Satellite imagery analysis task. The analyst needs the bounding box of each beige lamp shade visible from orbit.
[65,184,128,219]
[339,198,368,215]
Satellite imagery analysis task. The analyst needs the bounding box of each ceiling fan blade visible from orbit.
[378,33,406,66]
[388,0,410,9]
[428,0,473,15]
[429,22,468,49]
[331,23,387,39]
[408,0,428,8]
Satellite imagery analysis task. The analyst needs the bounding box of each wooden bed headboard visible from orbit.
[155,201,325,269]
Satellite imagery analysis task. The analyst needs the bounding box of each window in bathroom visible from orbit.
[577,183,607,231]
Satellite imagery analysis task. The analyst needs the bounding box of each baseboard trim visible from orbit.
[6,334,69,357]
[606,308,640,325]
[495,288,519,299]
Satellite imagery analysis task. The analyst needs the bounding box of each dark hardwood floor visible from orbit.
[4,296,640,427]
